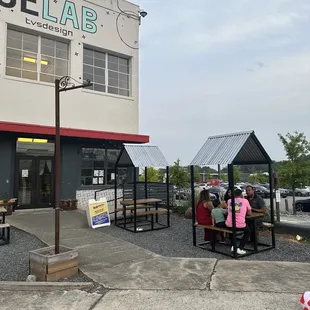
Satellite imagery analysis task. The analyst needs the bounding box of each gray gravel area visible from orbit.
[0,227,107,295]
[102,214,310,262]
[0,227,46,281]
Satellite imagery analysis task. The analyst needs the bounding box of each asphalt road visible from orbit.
[264,196,309,212]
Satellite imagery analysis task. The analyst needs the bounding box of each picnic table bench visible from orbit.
[195,212,274,255]
[0,207,10,245]
[116,198,169,232]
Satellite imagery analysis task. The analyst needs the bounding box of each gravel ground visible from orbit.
[102,213,310,262]
[0,227,46,281]
[0,227,107,295]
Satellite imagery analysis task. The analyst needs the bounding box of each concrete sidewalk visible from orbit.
[5,209,309,309]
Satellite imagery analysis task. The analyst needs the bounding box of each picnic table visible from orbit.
[195,211,272,255]
[0,206,7,224]
[116,198,169,232]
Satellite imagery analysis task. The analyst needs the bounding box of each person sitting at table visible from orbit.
[246,185,266,243]
[219,189,231,208]
[196,189,214,242]
[211,199,227,242]
[225,188,252,255]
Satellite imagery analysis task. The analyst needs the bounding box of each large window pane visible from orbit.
[6,28,69,83]
[39,36,69,83]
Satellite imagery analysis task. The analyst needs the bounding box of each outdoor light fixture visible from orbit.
[23,57,48,65]
[18,138,48,143]
[296,235,304,241]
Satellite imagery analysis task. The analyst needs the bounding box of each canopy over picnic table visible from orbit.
[189,130,275,258]
[115,144,171,233]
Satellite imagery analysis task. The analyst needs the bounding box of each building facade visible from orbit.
[0,0,149,208]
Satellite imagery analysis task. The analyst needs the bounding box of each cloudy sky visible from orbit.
[132,0,310,165]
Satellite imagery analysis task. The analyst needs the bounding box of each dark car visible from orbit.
[254,186,270,198]
[294,199,310,212]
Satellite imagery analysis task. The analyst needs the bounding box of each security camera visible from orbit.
[139,10,147,18]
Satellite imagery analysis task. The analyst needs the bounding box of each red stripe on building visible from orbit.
[0,121,149,143]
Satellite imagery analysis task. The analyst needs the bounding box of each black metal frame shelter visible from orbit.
[114,144,171,233]
[189,131,276,259]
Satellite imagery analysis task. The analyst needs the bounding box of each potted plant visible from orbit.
[60,199,78,211]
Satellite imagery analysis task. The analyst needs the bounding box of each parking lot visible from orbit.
[265,196,309,212]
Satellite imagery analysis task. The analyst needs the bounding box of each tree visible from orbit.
[234,166,241,183]
[187,166,201,183]
[157,169,166,183]
[248,172,268,184]
[278,131,310,214]
[139,167,160,182]
[170,159,188,188]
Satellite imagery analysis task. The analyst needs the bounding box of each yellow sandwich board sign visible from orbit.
[87,198,111,228]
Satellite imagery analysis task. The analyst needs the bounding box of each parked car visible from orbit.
[278,188,289,198]
[254,186,270,198]
[294,199,310,212]
[295,188,310,197]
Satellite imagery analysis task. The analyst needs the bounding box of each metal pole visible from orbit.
[218,164,221,179]
[228,164,237,258]
[268,164,276,248]
[273,172,280,222]
[190,166,196,246]
[285,199,289,212]
[54,79,61,255]
[144,167,148,200]
[166,166,170,227]
[133,167,137,232]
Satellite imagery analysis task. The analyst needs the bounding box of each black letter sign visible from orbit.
[0,0,16,8]
[21,0,38,16]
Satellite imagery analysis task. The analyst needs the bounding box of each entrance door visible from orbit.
[15,156,54,208]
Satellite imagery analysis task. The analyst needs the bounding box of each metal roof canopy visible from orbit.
[116,144,169,168]
[190,130,272,166]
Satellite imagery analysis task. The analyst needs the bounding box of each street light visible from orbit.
[54,76,92,254]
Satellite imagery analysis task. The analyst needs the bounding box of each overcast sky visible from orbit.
[132,0,310,165]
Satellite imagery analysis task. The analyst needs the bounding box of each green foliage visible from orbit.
[170,159,189,188]
[248,172,268,183]
[187,166,201,183]
[139,167,160,182]
[278,131,310,190]
[234,166,241,183]
[158,169,166,183]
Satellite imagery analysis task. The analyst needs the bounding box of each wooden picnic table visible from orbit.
[0,206,7,224]
[120,198,162,205]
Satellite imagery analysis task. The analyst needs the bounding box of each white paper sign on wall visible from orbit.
[22,169,28,178]
[275,190,281,203]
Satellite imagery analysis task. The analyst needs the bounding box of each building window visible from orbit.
[83,47,130,97]
[81,148,105,186]
[6,28,69,83]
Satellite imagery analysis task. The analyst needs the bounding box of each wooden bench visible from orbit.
[115,204,154,212]
[0,223,10,245]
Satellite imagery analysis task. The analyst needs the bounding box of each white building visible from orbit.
[0,0,148,208]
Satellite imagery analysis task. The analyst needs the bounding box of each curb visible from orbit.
[0,281,93,291]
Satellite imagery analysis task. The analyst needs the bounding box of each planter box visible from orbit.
[60,200,78,211]
[0,203,13,216]
[29,246,78,282]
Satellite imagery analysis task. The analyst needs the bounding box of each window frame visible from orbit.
[5,26,70,83]
[83,45,131,97]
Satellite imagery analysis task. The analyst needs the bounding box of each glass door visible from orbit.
[15,156,54,208]
[17,157,34,206]
[36,157,53,206]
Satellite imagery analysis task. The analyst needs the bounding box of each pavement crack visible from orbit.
[208,259,218,291]
[89,293,105,310]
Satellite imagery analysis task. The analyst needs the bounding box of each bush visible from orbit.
[172,201,192,217]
